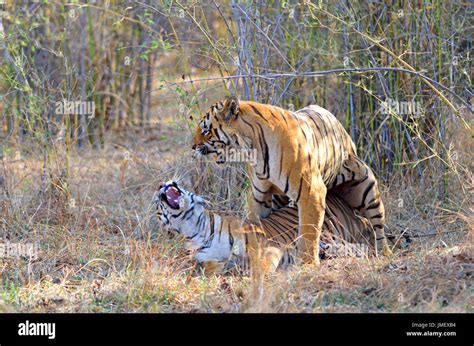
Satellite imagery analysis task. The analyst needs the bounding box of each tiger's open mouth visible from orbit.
[160,183,182,209]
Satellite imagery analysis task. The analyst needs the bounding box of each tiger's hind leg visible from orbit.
[331,155,392,256]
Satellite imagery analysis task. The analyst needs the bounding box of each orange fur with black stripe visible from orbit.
[192,97,392,263]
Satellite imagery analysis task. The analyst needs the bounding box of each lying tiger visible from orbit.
[155,181,375,274]
[192,97,392,263]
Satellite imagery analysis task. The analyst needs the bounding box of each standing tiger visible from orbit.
[192,97,392,264]
[155,181,374,274]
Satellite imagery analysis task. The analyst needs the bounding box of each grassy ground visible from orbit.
[0,120,472,313]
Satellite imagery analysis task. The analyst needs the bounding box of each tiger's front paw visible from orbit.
[382,243,393,257]
[202,260,224,275]
[297,240,321,266]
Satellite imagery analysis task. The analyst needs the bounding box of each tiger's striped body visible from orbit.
[155,181,374,274]
[192,97,392,262]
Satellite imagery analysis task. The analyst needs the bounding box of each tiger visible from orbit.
[155,181,375,274]
[191,96,392,264]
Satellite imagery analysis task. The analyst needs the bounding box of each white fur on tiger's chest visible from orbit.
[193,231,245,264]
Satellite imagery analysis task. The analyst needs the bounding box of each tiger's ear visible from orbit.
[221,96,240,123]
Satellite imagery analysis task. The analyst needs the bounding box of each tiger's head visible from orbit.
[155,181,206,234]
[192,96,241,164]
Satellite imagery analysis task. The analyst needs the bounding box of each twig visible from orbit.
[311,5,472,135]
[149,67,473,116]
[233,3,296,73]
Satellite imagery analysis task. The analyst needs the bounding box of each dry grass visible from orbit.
[0,119,472,313]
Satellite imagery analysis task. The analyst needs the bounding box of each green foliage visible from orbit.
[0,0,471,195]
